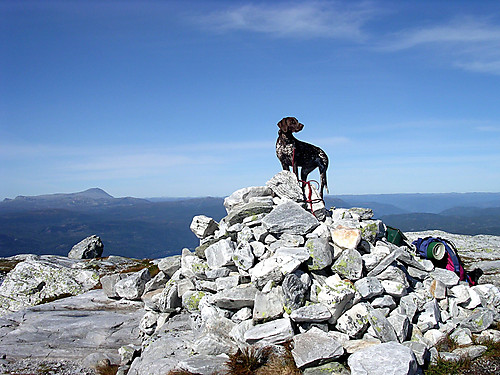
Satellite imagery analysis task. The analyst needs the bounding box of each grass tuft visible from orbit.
[226,347,262,375]
[95,363,119,375]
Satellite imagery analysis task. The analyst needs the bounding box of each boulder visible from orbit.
[190,215,219,239]
[266,170,304,202]
[429,268,460,287]
[303,362,350,375]
[330,226,361,250]
[262,200,319,235]
[305,237,333,271]
[459,307,495,333]
[177,354,228,375]
[336,303,370,338]
[290,303,332,323]
[366,308,398,343]
[232,243,255,271]
[225,201,274,226]
[115,269,151,300]
[182,290,206,312]
[282,272,309,311]
[157,255,181,278]
[348,342,418,375]
[331,248,363,281]
[67,235,103,259]
[142,280,181,313]
[223,186,273,213]
[214,285,259,310]
[360,220,384,244]
[253,286,285,322]
[205,238,236,269]
[354,277,384,300]
[101,273,127,299]
[244,318,294,345]
[292,327,344,369]
[317,278,356,324]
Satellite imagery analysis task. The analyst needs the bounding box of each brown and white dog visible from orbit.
[276,116,329,198]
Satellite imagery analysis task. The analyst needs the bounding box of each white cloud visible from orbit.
[383,18,500,50]
[194,2,377,40]
[380,17,500,75]
[476,125,500,132]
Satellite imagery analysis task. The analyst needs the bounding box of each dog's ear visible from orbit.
[277,117,289,132]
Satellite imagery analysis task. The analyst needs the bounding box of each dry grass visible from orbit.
[167,370,196,375]
[95,362,119,375]
[225,347,262,375]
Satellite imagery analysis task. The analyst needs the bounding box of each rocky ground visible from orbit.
[0,171,499,375]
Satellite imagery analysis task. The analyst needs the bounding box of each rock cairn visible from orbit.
[101,171,500,375]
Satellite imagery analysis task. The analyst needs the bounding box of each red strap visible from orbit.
[292,148,324,216]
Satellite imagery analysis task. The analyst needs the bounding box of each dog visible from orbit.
[276,116,329,198]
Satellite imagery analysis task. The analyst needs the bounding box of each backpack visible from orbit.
[412,236,475,285]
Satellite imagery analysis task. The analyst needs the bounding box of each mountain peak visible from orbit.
[77,188,114,199]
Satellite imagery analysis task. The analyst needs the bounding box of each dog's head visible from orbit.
[277,117,304,133]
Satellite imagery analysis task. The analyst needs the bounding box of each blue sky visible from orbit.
[1,0,500,199]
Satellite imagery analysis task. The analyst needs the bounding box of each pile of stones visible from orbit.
[102,171,500,375]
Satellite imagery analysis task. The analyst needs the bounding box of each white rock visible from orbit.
[292,327,344,369]
[317,279,356,324]
[354,277,384,300]
[429,268,459,287]
[115,269,151,301]
[190,215,219,239]
[348,342,418,375]
[449,284,471,305]
[423,329,446,347]
[289,303,332,323]
[253,286,285,322]
[336,303,370,338]
[244,318,294,345]
[381,280,407,298]
[205,238,236,269]
[330,226,362,250]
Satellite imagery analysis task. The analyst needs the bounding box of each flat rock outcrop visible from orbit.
[0,289,143,373]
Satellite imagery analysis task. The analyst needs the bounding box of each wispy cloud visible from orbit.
[194,2,377,40]
[476,125,500,132]
[380,17,500,75]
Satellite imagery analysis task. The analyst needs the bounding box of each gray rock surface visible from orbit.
[0,290,143,364]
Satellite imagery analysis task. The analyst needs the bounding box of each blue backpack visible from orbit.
[412,237,460,273]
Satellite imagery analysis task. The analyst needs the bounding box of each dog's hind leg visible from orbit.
[319,168,328,199]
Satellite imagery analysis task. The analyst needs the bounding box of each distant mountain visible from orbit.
[0,189,226,258]
[381,208,500,236]
[1,189,499,259]
[327,196,408,217]
[336,192,500,214]
[0,188,150,212]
